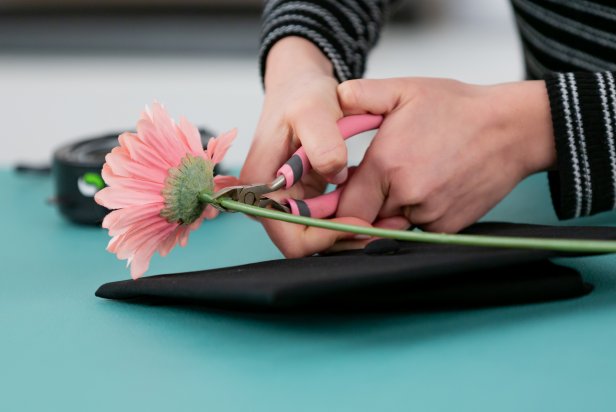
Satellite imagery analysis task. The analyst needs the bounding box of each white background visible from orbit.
[0,0,523,169]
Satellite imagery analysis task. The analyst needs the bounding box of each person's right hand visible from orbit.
[240,37,374,257]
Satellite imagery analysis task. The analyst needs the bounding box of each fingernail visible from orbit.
[330,167,348,185]
[353,234,371,240]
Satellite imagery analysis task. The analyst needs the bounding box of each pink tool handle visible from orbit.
[286,188,342,219]
[276,114,384,190]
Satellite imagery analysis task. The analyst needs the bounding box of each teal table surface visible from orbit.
[2,168,616,412]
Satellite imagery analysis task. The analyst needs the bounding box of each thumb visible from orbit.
[337,79,404,115]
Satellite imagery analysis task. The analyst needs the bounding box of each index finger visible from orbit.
[292,105,349,184]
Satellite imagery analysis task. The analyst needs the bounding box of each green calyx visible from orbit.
[160,154,214,225]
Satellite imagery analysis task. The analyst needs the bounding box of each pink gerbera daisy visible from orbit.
[94,102,238,279]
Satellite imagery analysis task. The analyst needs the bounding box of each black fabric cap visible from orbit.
[96,222,615,312]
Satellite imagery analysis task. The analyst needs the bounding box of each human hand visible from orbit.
[336,77,557,233]
[241,37,379,257]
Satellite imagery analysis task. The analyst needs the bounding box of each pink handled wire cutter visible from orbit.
[210,114,384,218]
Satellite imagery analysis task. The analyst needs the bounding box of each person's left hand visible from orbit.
[336,77,558,233]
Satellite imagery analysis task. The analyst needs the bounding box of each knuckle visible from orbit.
[402,171,440,205]
[311,143,347,175]
[337,80,364,106]
[405,182,430,205]
[407,205,442,225]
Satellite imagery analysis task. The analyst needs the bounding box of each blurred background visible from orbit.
[0,0,523,169]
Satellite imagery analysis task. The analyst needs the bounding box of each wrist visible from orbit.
[264,37,335,90]
[490,80,557,177]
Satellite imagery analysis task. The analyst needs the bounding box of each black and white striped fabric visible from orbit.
[260,0,386,81]
[259,0,616,221]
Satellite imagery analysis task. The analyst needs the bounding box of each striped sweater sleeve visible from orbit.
[545,72,616,219]
[511,0,616,219]
[259,0,389,82]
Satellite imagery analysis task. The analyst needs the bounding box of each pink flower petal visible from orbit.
[157,225,182,257]
[128,224,177,279]
[150,102,187,165]
[109,215,162,238]
[101,164,164,194]
[103,202,162,229]
[95,186,164,210]
[107,232,126,254]
[151,102,177,140]
[105,147,168,183]
[206,128,236,164]
[114,219,173,260]
[177,116,204,156]
[101,208,122,230]
[118,132,172,169]
[213,174,240,192]
[178,224,194,247]
[136,118,178,166]
[104,204,164,237]
[136,112,187,170]
[203,204,219,220]
[140,105,153,122]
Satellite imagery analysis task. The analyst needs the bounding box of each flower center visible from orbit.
[160,154,214,225]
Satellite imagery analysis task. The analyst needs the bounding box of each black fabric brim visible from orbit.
[95,222,614,312]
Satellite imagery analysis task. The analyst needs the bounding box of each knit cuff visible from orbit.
[259,0,387,84]
[544,71,616,219]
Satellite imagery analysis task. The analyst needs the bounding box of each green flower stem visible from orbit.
[200,194,616,254]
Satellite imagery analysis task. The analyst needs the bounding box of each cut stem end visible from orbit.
[199,192,216,205]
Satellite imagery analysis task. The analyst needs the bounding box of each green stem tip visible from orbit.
[199,192,216,205]
[199,192,616,254]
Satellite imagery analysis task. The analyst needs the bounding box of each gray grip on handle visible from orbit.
[285,155,304,185]
[294,199,311,217]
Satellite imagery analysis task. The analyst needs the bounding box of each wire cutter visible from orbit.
[210,114,384,218]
